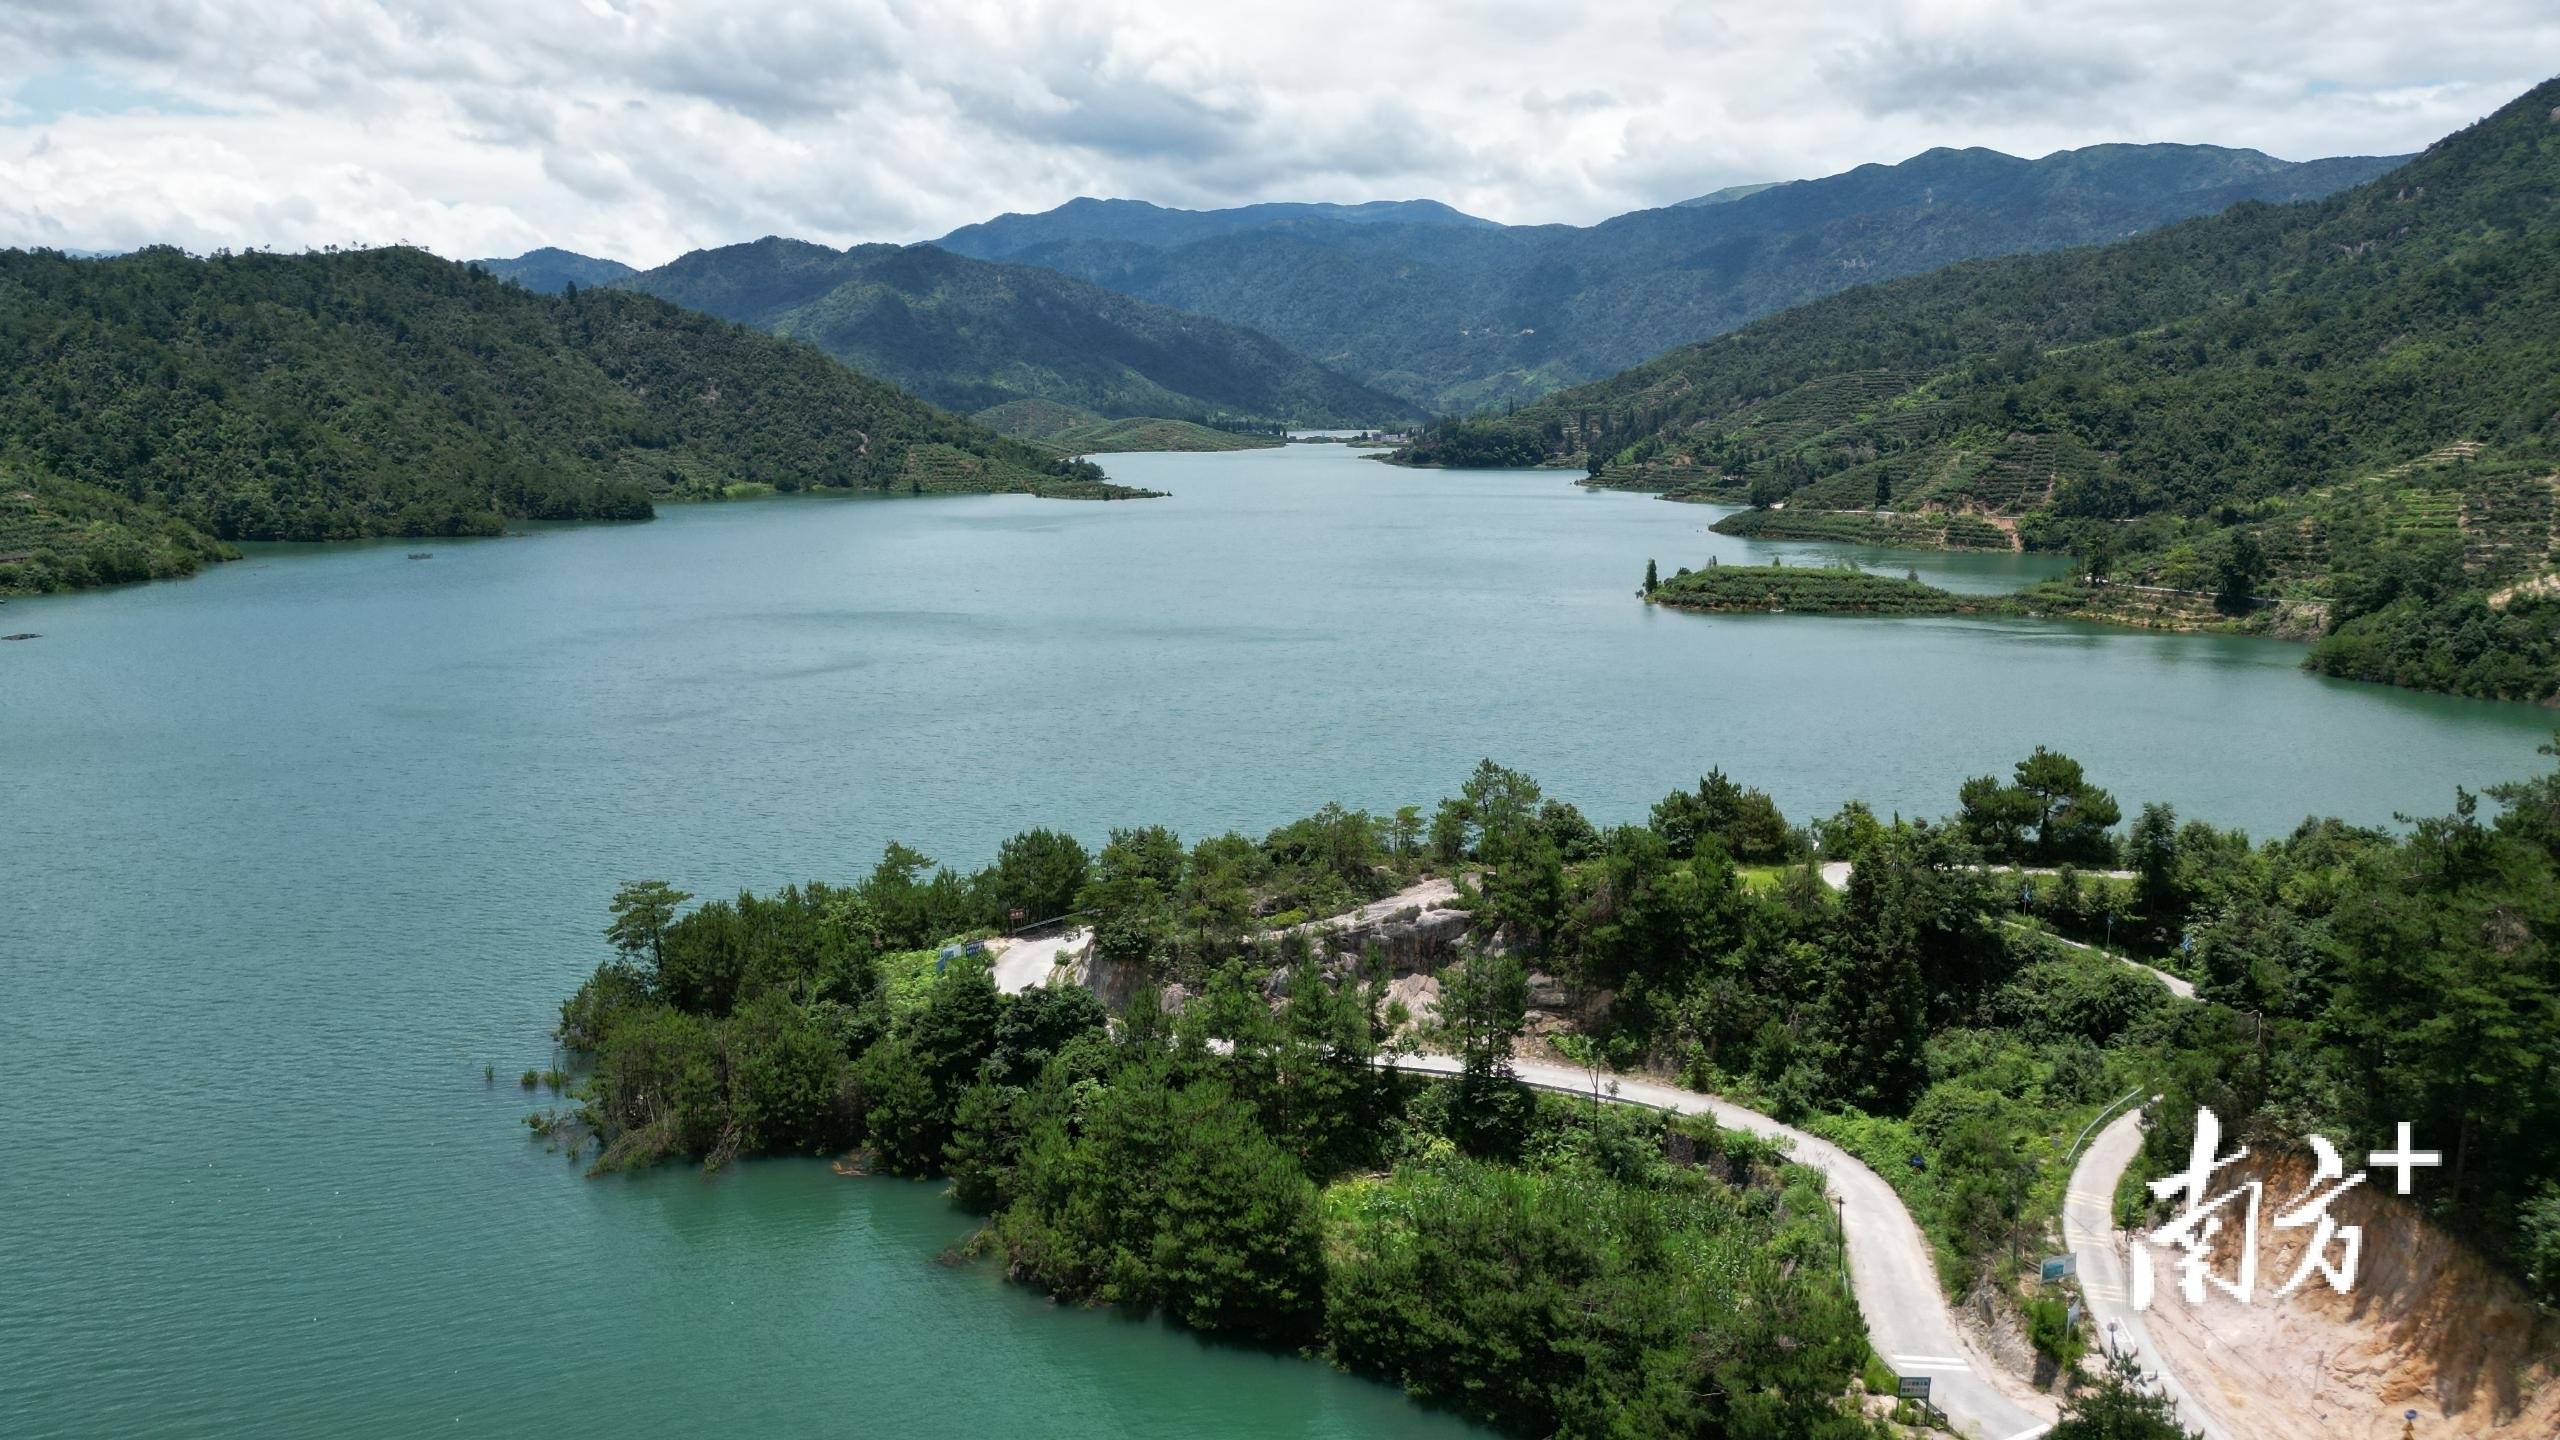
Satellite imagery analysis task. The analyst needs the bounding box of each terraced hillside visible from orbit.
[972,399,1279,454]
[1401,77,2560,700]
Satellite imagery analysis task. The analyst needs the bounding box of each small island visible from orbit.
[1646,560,2002,615]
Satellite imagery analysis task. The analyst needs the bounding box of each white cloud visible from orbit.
[0,0,2552,265]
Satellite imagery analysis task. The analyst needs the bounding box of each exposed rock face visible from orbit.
[1061,942,1152,1011]
[1382,972,1442,1028]
[1304,904,1473,970]
[2141,1147,2560,1439]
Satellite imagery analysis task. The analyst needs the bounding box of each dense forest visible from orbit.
[612,237,1411,429]
[1398,78,2560,702]
[0,246,1138,596]
[935,147,2397,412]
[541,739,2560,1438]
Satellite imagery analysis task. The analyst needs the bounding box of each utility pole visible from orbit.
[1833,1193,1847,1295]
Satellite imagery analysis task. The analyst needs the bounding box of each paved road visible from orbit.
[1815,860,2193,999]
[2063,1110,2234,1440]
[2046,923,2236,1438]
[1391,1051,2055,1440]
[989,927,1087,994]
[2009,922,2195,999]
[1819,860,2138,889]
[985,875,2239,1440]
[992,877,1458,999]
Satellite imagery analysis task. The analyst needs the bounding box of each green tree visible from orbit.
[1389,805,1424,859]
[1963,750,2120,864]
[1651,768,1795,863]
[2215,529,2265,614]
[2014,748,2122,863]
[994,828,1091,927]
[1442,949,1531,1153]
[1152,1084,1326,1341]
[946,1082,1027,1212]
[1177,831,1264,960]
[725,992,852,1155]
[1081,825,1183,970]
[605,880,690,970]
[2128,802,2184,945]
[2047,1345,2200,1439]
[853,1033,944,1173]
[586,1005,725,1169]
[989,982,1109,1087]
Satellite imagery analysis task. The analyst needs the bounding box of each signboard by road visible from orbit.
[1896,1375,1932,1402]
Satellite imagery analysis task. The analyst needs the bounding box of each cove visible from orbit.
[2,442,2551,1435]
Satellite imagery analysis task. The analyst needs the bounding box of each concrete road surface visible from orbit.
[990,928,1087,994]
[2064,1110,2234,1440]
[1391,1051,2057,1440]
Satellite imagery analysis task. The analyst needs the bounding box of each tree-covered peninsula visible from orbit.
[1396,76,2560,704]
[0,246,1148,596]
[538,742,2560,1437]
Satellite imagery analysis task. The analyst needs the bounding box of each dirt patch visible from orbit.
[2141,1149,2559,1439]
[2488,572,2560,610]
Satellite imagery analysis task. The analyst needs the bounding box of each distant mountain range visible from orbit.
[935,197,1497,256]
[472,142,2401,425]
[602,236,1411,428]
[1398,78,2560,702]
[932,145,2406,412]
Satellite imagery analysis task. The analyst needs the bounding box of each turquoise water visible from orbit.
[2,444,2551,1436]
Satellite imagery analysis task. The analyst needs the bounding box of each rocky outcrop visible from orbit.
[2142,1147,2560,1439]
[1060,942,1153,1012]
[1319,904,1472,966]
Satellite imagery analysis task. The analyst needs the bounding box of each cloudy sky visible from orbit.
[2,1,2554,267]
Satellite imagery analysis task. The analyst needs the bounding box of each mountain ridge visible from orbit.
[1394,78,2560,701]
[933,142,2408,411]
[612,236,1412,426]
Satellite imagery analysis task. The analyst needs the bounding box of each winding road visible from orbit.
[986,871,2227,1440]
[2064,1110,2234,1440]
[1392,1051,2057,1440]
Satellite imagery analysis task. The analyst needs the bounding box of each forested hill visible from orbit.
[0,246,1132,596]
[614,237,1412,428]
[471,246,637,293]
[1397,78,2560,702]
[933,144,2401,412]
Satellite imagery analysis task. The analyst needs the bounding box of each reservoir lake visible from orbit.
[5,442,2553,1436]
